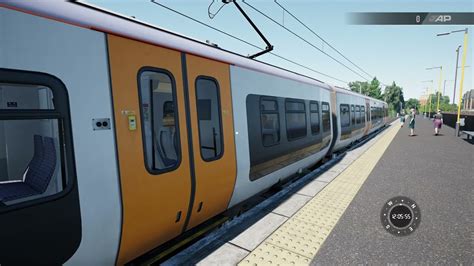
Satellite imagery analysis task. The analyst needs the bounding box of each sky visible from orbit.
[88,0,473,101]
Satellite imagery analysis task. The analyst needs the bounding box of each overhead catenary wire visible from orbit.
[150,0,349,84]
[270,52,349,83]
[242,0,369,82]
[151,0,257,49]
[208,0,226,19]
[274,0,374,80]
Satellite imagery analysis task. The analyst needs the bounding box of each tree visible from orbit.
[368,77,382,100]
[348,81,369,95]
[348,77,383,100]
[421,92,457,114]
[405,98,419,110]
[383,81,405,116]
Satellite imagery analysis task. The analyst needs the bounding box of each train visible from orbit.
[0,1,388,265]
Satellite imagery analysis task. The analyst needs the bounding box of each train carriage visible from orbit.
[0,1,388,265]
[332,87,388,152]
[228,66,334,208]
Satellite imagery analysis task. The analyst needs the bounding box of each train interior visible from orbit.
[139,71,179,171]
[195,77,223,161]
[0,83,63,205]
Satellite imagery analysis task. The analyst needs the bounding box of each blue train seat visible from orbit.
[0,135,57,203]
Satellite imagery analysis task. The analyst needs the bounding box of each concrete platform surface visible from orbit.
[312,117,473,265]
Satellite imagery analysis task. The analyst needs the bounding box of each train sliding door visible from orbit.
[107,35,192,264]
[364,100,371,134]
[183,54,237,230]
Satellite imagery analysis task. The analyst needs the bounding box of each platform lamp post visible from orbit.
[452,65,471,102]
[423,88,428,117]
[426,66,442,112]
[423,87,429,116]
[437,28,469,136]
[422,80,434,118]
[452,45,461,104]
[442,79,455,112]
[443,80,453,96]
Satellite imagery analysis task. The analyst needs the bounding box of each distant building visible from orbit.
[419,93,428,106]
[463,89,474,111]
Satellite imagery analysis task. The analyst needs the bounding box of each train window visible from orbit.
[340,104,350,128]
[260,98,280,147]
[356,105,361,124]
[0,83,55,110]
[0,71,74,209]
[310,101,320,135]
[261,99,277,111]
[322,102,330,133]
[361,106,366,125]
[371,106,376,121]
[285,99,307,141]
[351,105,355,126]
[195,77,223,161]
[139,69,181,173]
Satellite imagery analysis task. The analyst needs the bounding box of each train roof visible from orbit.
[332,86,387,103]
[1,1,385,104]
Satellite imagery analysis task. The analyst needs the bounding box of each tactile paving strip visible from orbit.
[239,125,400,265]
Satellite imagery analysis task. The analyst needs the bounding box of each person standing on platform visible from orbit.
[408,108,416,136]
[400,110,406,127]
[433,109,443,135]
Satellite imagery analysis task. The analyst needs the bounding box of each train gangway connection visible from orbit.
[155,118,473,265]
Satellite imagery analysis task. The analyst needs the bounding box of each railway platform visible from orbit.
[161,117,473,265]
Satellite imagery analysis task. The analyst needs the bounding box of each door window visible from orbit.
[356,105,361,124]
[322,102,330,133]
[195,77,223,161]
[351,105,355,126]
[361,106,366,125]
[340,104,350,128]
[139,69,181,173]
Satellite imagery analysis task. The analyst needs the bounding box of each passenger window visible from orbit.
[356,105,361,124]
[285,99,307,141]
[0,82,67,206]
[260,98,280,147]
[310,101,320,135]
[0,84,54,110]
[340,104,350,128]
[195,77,223,161]
[139,69,180,172]
[322,102,330,133]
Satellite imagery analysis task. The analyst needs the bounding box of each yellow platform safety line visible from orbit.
[239,125,400,265]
